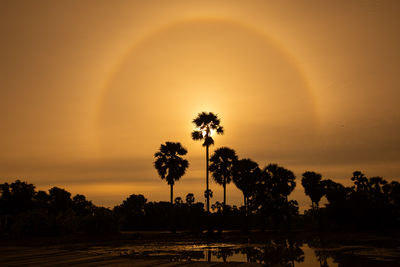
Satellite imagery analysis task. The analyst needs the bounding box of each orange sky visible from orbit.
[1,1,399,210]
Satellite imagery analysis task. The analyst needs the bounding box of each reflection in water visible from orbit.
[87,237,400,266]
[210,247,234,262]
[90,239,331,266]
[209,239,305,266]
[117,242,308,265]
[315,249,330,267]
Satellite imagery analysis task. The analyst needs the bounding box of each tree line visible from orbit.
[0,111,399,237]
[1,170,399,237]
[0,180,118,236]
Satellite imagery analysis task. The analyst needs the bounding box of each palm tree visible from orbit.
[262,164,296,228]
[209,147,238,211]
[233,158,260,215]
[154,142,189,204]
[263,164,296,200]
[301,171,325,210]
[185,193,195,205]
[192,112,224,212]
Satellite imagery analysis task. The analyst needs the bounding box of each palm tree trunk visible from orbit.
[206,144,209,213]
[170,184,173,204]
[223,179,227,231]
[243,194,247,215]
[223,179,226,210]
[244,194,249,232]
[246,196,249,217]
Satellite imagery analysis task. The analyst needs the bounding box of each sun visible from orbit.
[201,127,215,137]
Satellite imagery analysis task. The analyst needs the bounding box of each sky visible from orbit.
[1,0,399,211]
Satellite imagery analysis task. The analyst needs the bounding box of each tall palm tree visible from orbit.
[233,158,260,215]
[154,142,189,204]
[192,112,224,213]
[209,147,238,211]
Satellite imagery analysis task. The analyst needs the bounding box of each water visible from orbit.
[87,239,400,266]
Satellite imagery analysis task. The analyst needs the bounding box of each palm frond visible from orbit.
[203,136,214,147]
[154,142,189,186]
[191,131,203,140]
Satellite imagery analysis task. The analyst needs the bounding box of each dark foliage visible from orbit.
[1,168,399,237]
[303,171,400,231]
[154,141,189,204]
[302,171,325,210]
[232,158,260,215]
[0,180,118,237]
[191,112,224,147]
[209,147,238,209]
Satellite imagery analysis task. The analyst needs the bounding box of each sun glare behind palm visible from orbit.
[201,127,215,137]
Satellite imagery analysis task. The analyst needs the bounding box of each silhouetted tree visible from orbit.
[322,179,349,206]
[319,172,400,229]
[192,112,224,212]
[0,180,38,235]
[85,206,118,234]
[35,190,50,209]
[48,187,72,213]
[388,181,400,224]
[349,172,393,228]
[2,167,400,236]
[154,142,189,204]
[186,193,195,205]
[174,197,183,206]
[302,171,325,210]
[72,194,94,217]
[114,194,147,230]
[263,164,296,199]
[389,181,400,203]
[211,201,224,213]
[252,164,297,228]
[143,201,173,230]
[204,189,213,202]
[351,171,369,192]
[209,147,238,210]
[233,158,260,216]
[0,180,36,215]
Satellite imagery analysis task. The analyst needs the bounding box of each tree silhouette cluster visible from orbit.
[152,111,400,232]
[302,171,400,230]
[114,193,206,231]
[1,169,399,238]
[0,180,118,237]
[152,112,300,231]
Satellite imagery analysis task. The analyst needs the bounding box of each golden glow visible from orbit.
[201,127,215,138]
[1,1,400,211]
[96,19,317,159]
